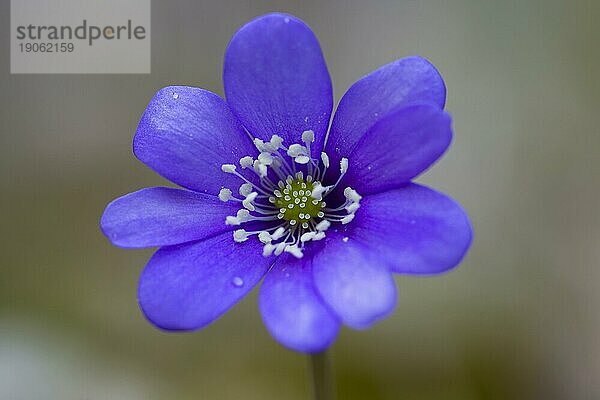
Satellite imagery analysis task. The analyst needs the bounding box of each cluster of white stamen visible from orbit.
[340,187,362,224]
[221,132,361,259]
[225,209,251,225]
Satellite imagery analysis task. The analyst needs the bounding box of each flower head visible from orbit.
[100,13,472,353]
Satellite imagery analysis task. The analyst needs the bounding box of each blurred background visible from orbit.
[1,0,599,399]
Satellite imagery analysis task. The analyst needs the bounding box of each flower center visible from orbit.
[219,131,361,259]
[272,177,325,227]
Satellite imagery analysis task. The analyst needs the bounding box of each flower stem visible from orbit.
[308,350,335,400]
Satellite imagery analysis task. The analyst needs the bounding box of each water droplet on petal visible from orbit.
[342,237,349,243]
[284,17,290,23]
[172,92,179,99]
[231,276,244,287]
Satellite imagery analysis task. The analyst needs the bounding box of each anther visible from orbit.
[321,152,330,168]
[239,183,253,196]
[270,135,283,149]
[263,243,275,256]
[341,214,355,224]
[340,158,348,174]
[287,144,306,157]
[285,245,304,259]
[258,231,272,244]
[258,152,273,165]
[302,130,315,143]
[346,203,360,213]
[239,156,254,168]
[310,183,327,199]
[221,164,237,173]
[219,188,232,202]
[242,192,258,211]
[343,187,362,202]
[233,229,249,242]
[271,227,286,240]
[316,220,331,231]
[253,160,267,178]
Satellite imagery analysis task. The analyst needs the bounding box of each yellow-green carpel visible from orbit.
[272,177,325,227]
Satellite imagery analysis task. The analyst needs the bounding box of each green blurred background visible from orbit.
[1,0,599,399]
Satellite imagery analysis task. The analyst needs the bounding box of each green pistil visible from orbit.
[273,178,325,223]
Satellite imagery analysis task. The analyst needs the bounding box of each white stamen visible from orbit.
[233,229,249,242]
[345,203,361,213]
[221,164,236,173]
[313,232,326,241]
[218,188,232,202]
[302,130,315,143]
[295,155,310,164]
[285,244,304,259]
[239,183,253,196]
[343,187,362,202]
[301,232,316,242]
[253,160,268,178]
[253,138,267,152]
[287,144,307,157]
[255,135,282,153]
[310,183,328,199]
[271,227,286,240]
[236,209,251,222]
[246,192,258,201]
[258,152,274,165]
[270,135,283,149]
[226,216,240,225]
[315,220,331,232]
[274,242,287,256]
[341,214,355,224]
[321,152,330,168]
[258,231,272,244]
[262,243,276,256]
[239,156,254,168]
[340,158,349,174]
[242,192,258,211]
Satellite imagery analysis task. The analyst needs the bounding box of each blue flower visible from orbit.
[101,13,472,353]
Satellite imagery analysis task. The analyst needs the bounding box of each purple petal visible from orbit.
[138,232,272,331]
[100,187,238,248]
[312,233,397,329]
[348,184,472,275]
[259,254,340,353]
[325,56,446,172]
[224,13,332,152]
[134,86,257,195]
[345,104,452,195]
